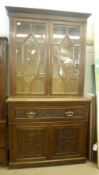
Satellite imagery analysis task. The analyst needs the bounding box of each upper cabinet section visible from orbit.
[6,7,90,97]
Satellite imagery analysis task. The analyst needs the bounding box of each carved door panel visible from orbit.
[50,122,87,159]
[9,124,48,163]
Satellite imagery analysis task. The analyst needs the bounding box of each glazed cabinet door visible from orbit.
[50,122,88,161]
[10,19,49,96]
[50,22,84,95]
[9,124,48,167]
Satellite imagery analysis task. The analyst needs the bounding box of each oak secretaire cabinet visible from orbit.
[6,6,91,168]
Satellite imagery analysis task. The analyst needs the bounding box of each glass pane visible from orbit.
[68,27,80,45]
[32,24,47,44]
[52,24,80,94]
[15,22,47,94]
[53,25,66,44]
[16,22,31,38]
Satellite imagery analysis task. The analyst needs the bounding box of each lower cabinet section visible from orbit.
[7,99,90,168]
[9,121,88,168]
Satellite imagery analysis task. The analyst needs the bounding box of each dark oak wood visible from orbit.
[7,99,90,168]
[7,98,89,123]
[0,37,8,165]
[50,122,88,159]
[8,122,88,168]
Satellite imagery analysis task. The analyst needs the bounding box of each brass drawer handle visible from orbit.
[65,111,74,117]
[26,111,36,118]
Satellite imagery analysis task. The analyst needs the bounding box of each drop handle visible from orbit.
[65,111,74,117]
[26,111,36,118]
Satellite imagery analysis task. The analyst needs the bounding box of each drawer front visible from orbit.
[8,103,89,122]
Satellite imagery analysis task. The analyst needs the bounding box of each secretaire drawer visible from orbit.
[7,102,89,122]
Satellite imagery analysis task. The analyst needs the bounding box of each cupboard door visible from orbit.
[50,122,88,159]
[9,124,48,165]
[12,20,49,95]
[51,23,84,95]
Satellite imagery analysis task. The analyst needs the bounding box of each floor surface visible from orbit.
[0,162,99,175]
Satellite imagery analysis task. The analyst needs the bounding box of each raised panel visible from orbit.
[9,124,48,163]
[51,122,87,159]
